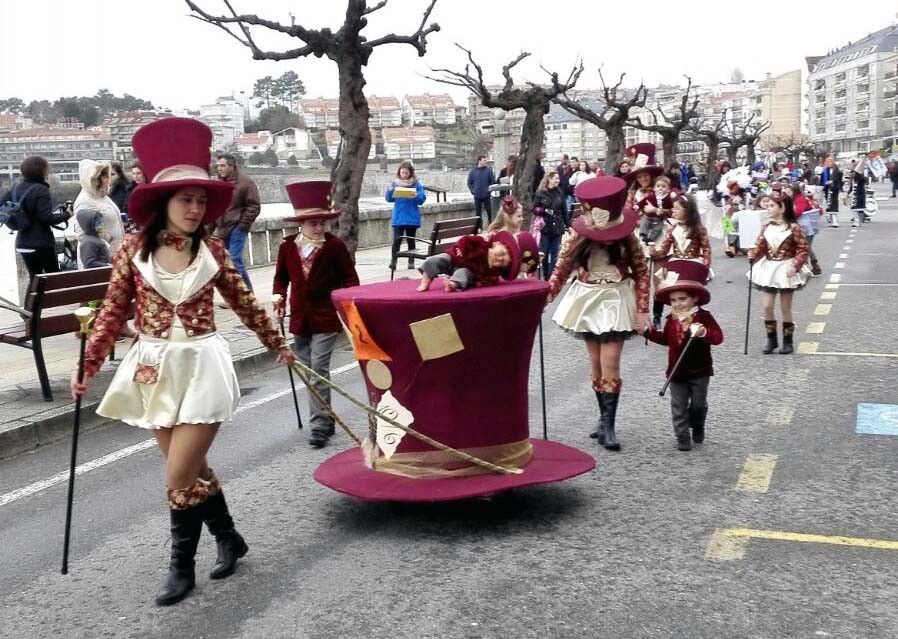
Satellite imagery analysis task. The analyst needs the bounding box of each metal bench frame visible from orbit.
[389,216,482,281]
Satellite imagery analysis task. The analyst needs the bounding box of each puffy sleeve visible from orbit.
[791,224,809,271]
[651,226,674,261]
[696,226,712,267]
[748,225,769,262]
[272,238,292,312]
[625,233,650,314]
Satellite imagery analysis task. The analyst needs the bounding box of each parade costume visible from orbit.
[548,176,649,450]
[638,190,673,244]
[273,181,360,448]
[313,278,595,502]
[718,169,752,257]
[418,232,519,290]
[80,118,287,606]
[645,260,722,450]
[624,144,665,239]
[650,216,712,328]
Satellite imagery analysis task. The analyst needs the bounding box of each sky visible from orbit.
[3,1,898,111]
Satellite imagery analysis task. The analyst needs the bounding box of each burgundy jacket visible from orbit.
[645,308,723,381]
[273,233,360,335]
[446,234,505,286]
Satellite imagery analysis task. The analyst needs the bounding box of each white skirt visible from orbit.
[552,278,637,337]
[748,257,812,292]
[97,332,241,429]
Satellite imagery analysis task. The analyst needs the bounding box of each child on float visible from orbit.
[548,176,650,451]
[417,231,519,292]
[645,259,723,451]
[748,191,811,355]
[487,196,541,278]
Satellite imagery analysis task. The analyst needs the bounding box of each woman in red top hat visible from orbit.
[70,117,295,607]
[272,181,360,448]
[624,143,665,235]
[548,176,650,450]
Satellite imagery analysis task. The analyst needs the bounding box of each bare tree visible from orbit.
[428,46,582,210]
[628,76,700,169]
[185,0,440,255]
[763,133,822,165]
[688,110,728,184]
[554,70,648,174]
[722,114,771,166]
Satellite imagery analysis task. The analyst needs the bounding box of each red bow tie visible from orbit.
[157,230,191,251]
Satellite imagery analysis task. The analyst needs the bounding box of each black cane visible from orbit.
[272,294,303,430]
[62,306,94,575]
[659,329,698,397]
[537,252,548,440]
[744,257,754,355]
[645,245,655,346]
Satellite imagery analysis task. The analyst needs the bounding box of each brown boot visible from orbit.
[762,320,778,354]
[780,322,795,354]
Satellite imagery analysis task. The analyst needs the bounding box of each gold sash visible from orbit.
[370,439,533,479]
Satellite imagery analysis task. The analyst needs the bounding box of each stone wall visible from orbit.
[253,170,472,203]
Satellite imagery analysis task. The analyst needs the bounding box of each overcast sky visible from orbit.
[3,1,898,111]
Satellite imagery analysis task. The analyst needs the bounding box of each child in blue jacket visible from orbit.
[386,160,426,270]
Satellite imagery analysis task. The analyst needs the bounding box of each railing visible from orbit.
[885,70,898,81]
[885,90,898,100]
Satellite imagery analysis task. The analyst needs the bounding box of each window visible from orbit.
[858,84,870,94]
[835,106,846,116]
[835,72,846,82]
[816,111,825,120]
[858,120,869,129]
[857,102,869,112]
[857,65,869,76]
[835,123,846,132]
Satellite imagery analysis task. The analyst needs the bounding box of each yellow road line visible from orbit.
[735,454,778,493]
[805,322,826,334]
[720,528,898,551]
[814,304,832,315]
[819,291,837,300]
[705,529,749,561]
[798,342,818,354]
[766,406,794,426]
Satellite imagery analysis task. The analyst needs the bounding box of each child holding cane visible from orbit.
[645,260,723,451]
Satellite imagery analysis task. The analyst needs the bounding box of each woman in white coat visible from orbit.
[73,159,126,265]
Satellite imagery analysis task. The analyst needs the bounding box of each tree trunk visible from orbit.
[706,140,720,173]
[661,133,678,169]
[604,126,626,174]
[726,145,738,167]
[331,55,371,257]
[513,105,546,214]
[745,142,757,167]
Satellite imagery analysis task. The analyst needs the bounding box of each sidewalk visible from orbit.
[0,244,402,459]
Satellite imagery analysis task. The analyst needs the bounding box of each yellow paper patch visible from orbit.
[340,301,391,361]
[409,313,464,361]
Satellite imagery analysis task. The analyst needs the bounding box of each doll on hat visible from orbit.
[417,231,519,292]
[644,260,723,451]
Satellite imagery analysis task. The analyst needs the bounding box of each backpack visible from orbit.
[0,183,37,231]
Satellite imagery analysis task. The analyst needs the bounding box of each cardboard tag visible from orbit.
[340,300,391,361]
[375,390,414,459]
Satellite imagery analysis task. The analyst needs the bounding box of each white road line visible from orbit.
[834,262,845,269]
[830,273,842,283]
[0,361,360,508]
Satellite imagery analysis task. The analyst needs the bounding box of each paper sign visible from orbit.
[409,313,464,361]
[375,390,414,459]
[738,210,763,251]
[340,301,391,361]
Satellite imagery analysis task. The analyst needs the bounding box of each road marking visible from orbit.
[856,403,898,436]
[798,342,819,354]
[705,529,749,561]
[834,283,898,287]
[824,284,840,290]
[766,406,794,426]
[806,322,826,334]
[842,246,851,252]
[819,292,837,301]
[846,239,854,244]
[833,262,845,269]
[0,361,360,508]
[829,273,842,283]
[839,253,848,259]
[814,304,832,315]
[735,454,778,493]
[785,368,809,385]
[803,349,898,359]
[718,527,898,551]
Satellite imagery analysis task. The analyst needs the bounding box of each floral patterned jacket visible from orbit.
[651,223,712,267]
[82,233,285,378]
[748,222,809,271]
[548,230,650,313]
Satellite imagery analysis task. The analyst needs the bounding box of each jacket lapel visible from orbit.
[180,241,218,301]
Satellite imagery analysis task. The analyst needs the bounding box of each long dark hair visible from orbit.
[774,195,797,224]
[139,194,207,261]
[674,193,703,237]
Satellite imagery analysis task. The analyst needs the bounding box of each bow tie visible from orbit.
[157,230,191,251]
[300,235,325,250]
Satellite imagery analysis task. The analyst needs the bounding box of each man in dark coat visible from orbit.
[467,155,496,225]
[214,153,261,290]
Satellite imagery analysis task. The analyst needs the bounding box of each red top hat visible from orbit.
[624,142,664,184]
[315,279,595,502]
[488,230,521,280]
[515,231,540,275]
[127,118,235,227]
[571,176,638,242]
[654,259,711,306]
[284,181,341,222]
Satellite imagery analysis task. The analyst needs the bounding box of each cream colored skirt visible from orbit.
[552,278,637,337]
[748,257,812,292]
[97,332,240,429]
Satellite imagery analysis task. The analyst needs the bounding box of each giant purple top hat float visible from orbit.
[314,279,595,502]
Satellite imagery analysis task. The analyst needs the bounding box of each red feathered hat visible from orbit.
[654,259,711,306]
[571,176,638,242]
[315,279,595,502]
[624,142,664,184]
[284,180,340,222]
[127,118,235,227]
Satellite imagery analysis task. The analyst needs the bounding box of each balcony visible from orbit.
[833,95,848,105]
[884,109,898,119]
[885,69,898,82]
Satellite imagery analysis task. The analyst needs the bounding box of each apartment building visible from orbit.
[325,129,376,160]
[367,96,403,128]
[0,127,115,182]
[542,101,606,164]
[299,98,340,130]
[200,97,245,149]
[100,112,168,160]
[382,126,436,160]
[402,94,459,125]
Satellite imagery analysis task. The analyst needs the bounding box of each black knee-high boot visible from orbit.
[762,320,778,354]
[689,406,708,444]
[156,503,204,606]
[779,322,795,355]
[204,490,249,580]
[591,390,605,440]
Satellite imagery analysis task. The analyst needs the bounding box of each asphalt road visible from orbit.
[1,190,896,638]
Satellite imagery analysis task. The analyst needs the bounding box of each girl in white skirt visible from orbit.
[70,118,294,606]
[548,176,649,451]
[747,192,811,355]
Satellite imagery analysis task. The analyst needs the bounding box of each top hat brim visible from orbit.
[571,207,638,243]
[313,438,596,502]
[127,179,235,227]
[284,209,341,223]
[623,166,665,183]
[654,281,711,306]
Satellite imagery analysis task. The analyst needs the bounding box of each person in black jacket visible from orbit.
[108,162,130,220]
[532,171,567,278]
[0,156,72,278]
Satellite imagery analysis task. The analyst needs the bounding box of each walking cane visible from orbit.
[272,294,303,430]
[62,306,94,575]
[537,252,549,440]
[645,243,655,346]
[659,325,700,398]
[744,253,755,355]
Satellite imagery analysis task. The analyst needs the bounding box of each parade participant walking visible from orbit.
[213,153,261,290]
[791,184,822,276]
[0,156,72,278]
[273,181,359,448]
[827,162,843,227]
[645,259,722,450]
[386,160,426,270]
[467,155,495,225]
[849,158,868,228]
[548,176,649,450]
[748,193,811,355]
[69,118,294,607]
[73,159,126,265]
[532,171,567,279]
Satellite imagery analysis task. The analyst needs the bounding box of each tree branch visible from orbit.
[363,0,389,15]
[365,0,440,56]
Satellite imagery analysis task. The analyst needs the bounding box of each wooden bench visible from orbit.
[389,216,482,281]
[0,267,116,402]
[423,185,448,203]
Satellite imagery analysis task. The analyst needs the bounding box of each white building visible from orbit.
[325,129,376,160]
[271,127,317,160]
[367,96,403,128]
[0,127,115,183]
[402,94,458,125]
[200,97,245,149]
[543,101,606,164]
[382,126,436,160]
[233,130,273,156]
[299,98,339,130]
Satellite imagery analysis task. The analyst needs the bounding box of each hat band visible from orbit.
[152,165,211,184]
[660,278,705,290]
